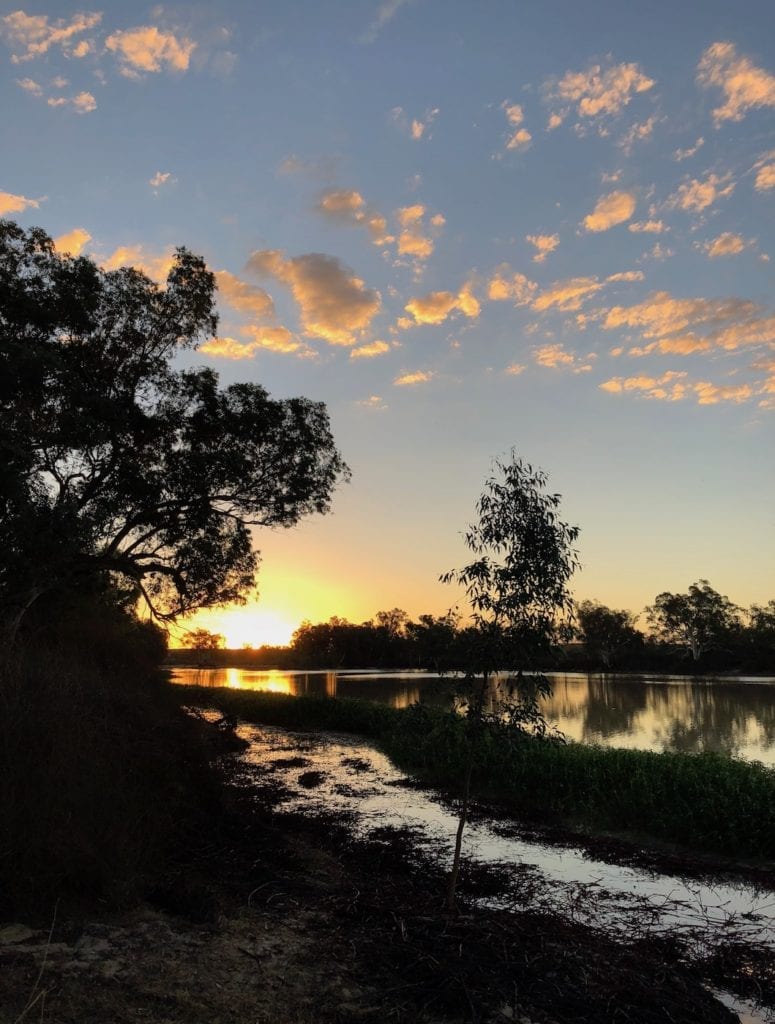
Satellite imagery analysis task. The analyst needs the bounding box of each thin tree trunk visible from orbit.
[446,744,473,915]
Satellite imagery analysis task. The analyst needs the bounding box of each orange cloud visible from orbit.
[533,343,593,373]
[583,191,636,232]
[357,395,387,410]
[199,327,306,360]
[666,172,735,213]
[550,60,654,120]
[502,102,532,150]
[486,266,537,304]
[350,340,390,359]
[526,233,559,263]
[701,232,748,258]
[106,26,196,77]
[601,291,760,339]
[697,42,775,125]
[247,249,381,346]
[317,189,392,245]
[619,115,658,154]
[607,270,644,283]
[753,154,775,191]
[394,370,434,386]
[405,283,480,325]
[0,10,101,62]
[504,363,526,376]
[102,245,176,284]
[600,371,688,401]
[0,189,43,216]
[390,105,439,140]
[674,137,704,162]
[532,276,603,312]
[215,270,275,320]
[54,227,91,255]
[629,219,668,233]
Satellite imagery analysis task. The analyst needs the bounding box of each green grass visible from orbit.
[179,685,775,862]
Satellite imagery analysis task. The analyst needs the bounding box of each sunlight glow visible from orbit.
[185,606,296,648]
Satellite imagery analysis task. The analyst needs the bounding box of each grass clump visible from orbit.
[181,686,775,861]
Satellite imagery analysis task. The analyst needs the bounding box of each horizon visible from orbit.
[3,0,773,647]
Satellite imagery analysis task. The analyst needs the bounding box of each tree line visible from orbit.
[183,581,775,674]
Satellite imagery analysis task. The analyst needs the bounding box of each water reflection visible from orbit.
[171,668,775,765]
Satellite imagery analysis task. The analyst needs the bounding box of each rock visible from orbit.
[0,925,36,945]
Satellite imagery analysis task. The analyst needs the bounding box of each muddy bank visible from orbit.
[1,717,772,1024]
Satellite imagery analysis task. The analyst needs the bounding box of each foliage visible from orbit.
[646,580,741,662]
[576,600,644,669]
[0,595,220,913]
[181,686,775,861]
[0,219,349,631]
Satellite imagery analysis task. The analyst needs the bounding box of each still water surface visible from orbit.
[171,668,775,765]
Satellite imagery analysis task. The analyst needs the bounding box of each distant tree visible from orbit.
[0,220,348,639]
[576,600,643,669]
[375,608,409,638]
[184,627,224,667]
[745,601,775,669]
[646,580,740,662]
[405,612,460,672]
[441,452,579,910]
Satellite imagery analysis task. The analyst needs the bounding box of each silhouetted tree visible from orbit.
[0,220,349,638]
[184,627,224,667]
[441,452,579,910]
[646,580,740,662]
[576,600,643,669]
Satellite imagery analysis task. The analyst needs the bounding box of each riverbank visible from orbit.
[1,712,766,1024]
[176,686,775,867]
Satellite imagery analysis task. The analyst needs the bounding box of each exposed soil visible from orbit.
[1,719,770,1024]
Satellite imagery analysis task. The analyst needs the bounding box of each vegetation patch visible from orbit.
[180,685,775,862]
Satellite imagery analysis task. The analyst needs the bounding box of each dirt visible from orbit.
[0,723,768,1024]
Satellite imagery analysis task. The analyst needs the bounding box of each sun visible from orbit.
[185,607,296,649]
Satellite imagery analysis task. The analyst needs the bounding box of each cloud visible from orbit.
[526,233,559,263]
[394,369,434,386]
[697,41,775,125]
[215,270,275,320]
[15,76,42,95]
[357,394,387,410]
[583,190,636,232]
[532,276,603,312]
[629,219,668,233]
[0,10,101,63]
[533,343,594,373]
[361,0,414,43]
[316,188,392,246]
[199,327,307,360]
[16,74,96,112]
[619,115,658,154]
[350,340,390,359]
[0,189,43,216]
[102,244,175,283]
[54,227,91,255]
[601,291,759,339]
[247,249,381,346]
[390,105,439,140]
[486,266,537,304]
[546,112,564,131]
[548,60,654,124]
[149,170,174,189]
[674,137,704,162]
[753,153,775,191]
[666,172,735,213]
[607,270,644,282]
[600,371,688,401]
[700,232,748,258]
[502,102,532,150]
[504,362,526,376]
[105,25,196,77]
[404,282,480,325]
[395,203,443,263]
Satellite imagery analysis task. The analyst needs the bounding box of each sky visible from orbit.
[2,0,774,646]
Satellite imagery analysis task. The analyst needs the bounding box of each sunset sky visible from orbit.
[2,1,773,646]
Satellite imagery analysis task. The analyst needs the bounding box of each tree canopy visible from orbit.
[0,219,349,630]
[646,580,740,662]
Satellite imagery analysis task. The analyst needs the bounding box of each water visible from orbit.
[232,720,775,1023]
[171,667,775,764]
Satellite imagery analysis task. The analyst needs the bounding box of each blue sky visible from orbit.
[2,0,773,643]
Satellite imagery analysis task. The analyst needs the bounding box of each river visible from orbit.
[171,668,775,765]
